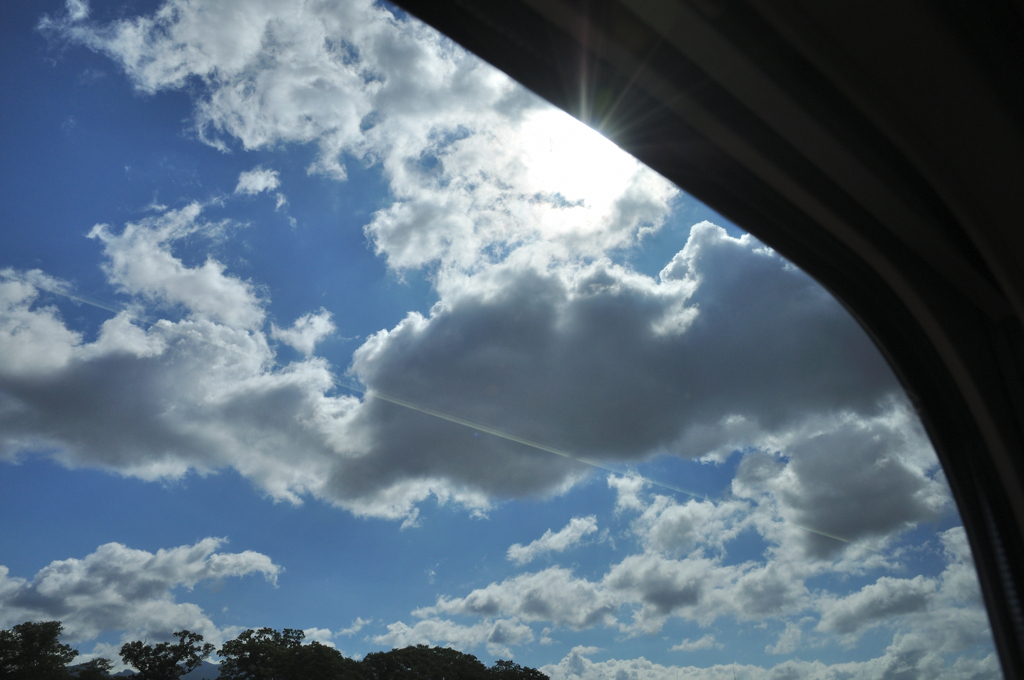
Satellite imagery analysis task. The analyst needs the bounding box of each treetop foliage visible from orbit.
[0,621,78,680]
[120,629,216,680]
[0,622,549,680]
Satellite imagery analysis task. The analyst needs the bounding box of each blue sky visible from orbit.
[0,1,1002,678]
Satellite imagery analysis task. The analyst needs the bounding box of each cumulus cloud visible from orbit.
[0,213,952,555]
[0,204,356,500]
[817,576,937,635]
[541,648,758,680]
[605,553,723,632]
[338,617,370,636]
[336,223,909,513]
[6,215,912,524]
[21,1,1000,674]
[402,478,980,662]
[416,548,802,637]
[0,269,82,378]
[234,166,280,195]
[0,538,279,646]
[26,0,947,544]
[764,622,801,655]
[29,0,690,518]
[627,493,748,556]
[608,474,647,513]
[372,618,533,658]
[271,309,335,356]
[507,516,598,565]
[544,651,999,680]
[671,634,720,652]
[302,627,338,647]
[935,527,986,607]
[605,553,807,633]
[0,213,964,674]
[814,527,989,649]
[541,645,1001,680]
[731,405,951,559]
[418,567,616,631]
[88,204,264,329]
[40,0,677,273]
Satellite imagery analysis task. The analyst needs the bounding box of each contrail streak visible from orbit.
[37,281,851,546]
[31,282,257,356]
[56,292,124,315]
[33,283,154,324]
[367,386,706,497]
[342,381,851,545]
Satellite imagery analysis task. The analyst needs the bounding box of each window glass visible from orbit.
[0,1,1002,678]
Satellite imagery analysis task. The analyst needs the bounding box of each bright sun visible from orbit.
[517,108,642,212]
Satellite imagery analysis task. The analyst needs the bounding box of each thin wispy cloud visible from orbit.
[507,516,598,565]
[235,166,280,196]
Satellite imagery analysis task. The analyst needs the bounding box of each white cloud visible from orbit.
[671,634,720,652]
[628,493,748,556]
[507,516,598,565]
[764,622,801,655]
[29,0,695,519]
[604,553,803,634]
[0,538,279,647]
[812,526,990,658]
[605,553,721,632]
[338,223,908,512]
[0,269,82,378]
[608,474,647,513]
[0,204,356,502]
[0,213,955,575]
[302,627,337,647]
[935,528,985,607]
[541,649,750,680]
[27,0,952,544]
[418,567,616,630]
[817,576,938,635]
[271,309,335,356]
[88,203,264,329]
[22,1,1001,672]
[338,617,369,636]
[732,405,951,560]
[405,480,993,678]
[0,205,970,667]
[540,643,1001,680]
[405,465,971,650]
[372,618,533,658]
[416,550,802,637]
[41,0,677,273]
[64,0,88,22]
[234,166,280,195]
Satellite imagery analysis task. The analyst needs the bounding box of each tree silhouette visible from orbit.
[217,630,544,680]
[218,628,364,680]
[70,657,114,679]
[363,645,490,680]
[291,641,364,680]
[489,659,548,680]
[218,627,303,680]
[0,621,78,680]
[120,630,213,680]
[2,621,550,680]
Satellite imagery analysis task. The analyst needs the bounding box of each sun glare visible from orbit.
[518,108,641,212]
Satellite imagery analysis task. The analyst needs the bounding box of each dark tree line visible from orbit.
[0,621,549,680]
